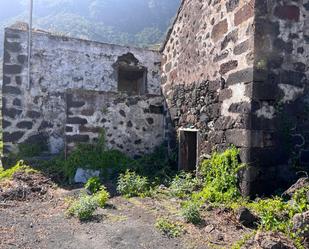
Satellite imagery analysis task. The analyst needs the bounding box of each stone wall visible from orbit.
[2,25,162,157]
[161,0,309,196]
[66,90,165,157]
[245,0,309,194]
[161,0,256,162]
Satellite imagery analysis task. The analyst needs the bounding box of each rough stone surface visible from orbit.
[2,26,161,157]
[237,207,259,228]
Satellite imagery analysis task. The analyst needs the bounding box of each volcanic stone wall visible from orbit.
[2,24,162,157]
[162,0,256,165]
[246,0,309,194]
[162,0,309,195]
[66,90,165,157]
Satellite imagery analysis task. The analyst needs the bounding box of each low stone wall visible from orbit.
[66,90,165,157]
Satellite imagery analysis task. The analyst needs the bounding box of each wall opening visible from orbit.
[115,53,147,95]
[178,128,199,172]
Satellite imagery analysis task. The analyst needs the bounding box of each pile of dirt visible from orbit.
[0,171,54,202]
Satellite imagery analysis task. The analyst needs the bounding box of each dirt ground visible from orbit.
[0,171,295,249]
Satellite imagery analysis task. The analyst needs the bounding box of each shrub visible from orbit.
[85,176,101,194]
[169,172,199,199]
[155,218,183,238]
[117,170,149,197]
[93,187,110,208]
[193,147,245,203]
[292,186,309,213]
[67,194,98,221]
[181,201,202,224]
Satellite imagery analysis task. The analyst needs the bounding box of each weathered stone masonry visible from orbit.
[2,25,163,159]
[2,1,309,196]
[161,0,309,196]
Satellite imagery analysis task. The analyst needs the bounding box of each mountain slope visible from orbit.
[0,0,181,55]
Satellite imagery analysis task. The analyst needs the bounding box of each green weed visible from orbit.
[85,176,102,194]
[155,218,184,238]
[117,170,149,197]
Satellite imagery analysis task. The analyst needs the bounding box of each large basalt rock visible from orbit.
[293,211,309,239]
[283,177,309,199]
[237,207,259,228]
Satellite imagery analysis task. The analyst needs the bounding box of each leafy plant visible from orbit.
[292,187,309,213]
[0,160,37,181]
[155,218,183,238]
[169,172,199,199]
[117,170,149,197]
[193,147,245,203]
[93,187,110,208]
[85,176,102,194]
[67,193,98,221]
[181,201,202,224]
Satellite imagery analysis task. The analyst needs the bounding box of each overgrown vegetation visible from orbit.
[0,160,37,181]
[169,172,199,199]
[117,170,149,198]
[155,218,184,238]
[193,147,245,203]
[85,176,102,194]
[181,201,202,224]
[67,180,110,221]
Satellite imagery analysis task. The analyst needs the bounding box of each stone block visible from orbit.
[211,19,228,42]
[226,68,253,86]
[16,121,33,129]
[274,5,300,22]
[4,64,22,74]
[3,131,24,142]
[219,60,238,75]
[3,107,22,119]
[234,39,250,55]
[67,117,88,125]
[27,111,41,119]
[3,86,21,95]
[5,41,22,52]
[226,0,239,12]
[234,1,254,26]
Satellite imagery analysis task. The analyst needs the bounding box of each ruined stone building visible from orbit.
[2,0,309,196]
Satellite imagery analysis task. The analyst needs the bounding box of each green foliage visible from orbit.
[117,170,149,198]
[134,145,176,184]
[155,218,183,238]
[67,193,98,221]
[85,176,102,194]
[169,172,199,199]
[193,147,244,203]
[292,186,309,213]
[181,201,202,224]
[67,186,110,220]
[0,160,37,181]
[93,187,110,208]
[18,143,46,158]
[248,198,291,232]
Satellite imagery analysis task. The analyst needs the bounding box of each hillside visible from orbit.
[0,0,181,55]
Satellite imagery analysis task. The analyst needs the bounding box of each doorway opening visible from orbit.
[178,128,199,172]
